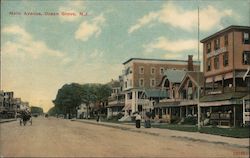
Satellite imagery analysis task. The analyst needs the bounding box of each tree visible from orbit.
[47,106,63,116]
[53,83,112,119]
[30,106,44,115]
[53,83,82,118]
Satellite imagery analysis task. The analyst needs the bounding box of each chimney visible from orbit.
[187,55,194,71]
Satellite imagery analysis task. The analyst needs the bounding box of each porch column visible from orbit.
[192,106,195,115]
[233,105,236,127]
[180,107,182,118]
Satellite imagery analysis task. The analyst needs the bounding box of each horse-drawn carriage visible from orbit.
[18,110,32,126]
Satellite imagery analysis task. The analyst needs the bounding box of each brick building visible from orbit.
[121,57,200,116]
[200,25,250,126]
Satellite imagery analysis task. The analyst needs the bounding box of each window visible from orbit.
[160,68,164,75]
[214,38,220,50]
[243,32,250,44]
[125,81,127,88]
[151,67,155,75]
[206,42,211,53]
[214,56,220,69]
[129,79,132,87]
[150,78,155,87]
[207,58,211,71]
[223,52,229,67]
[224,34,228,46]
[242,51,250,65]
[139,66,144,74]
[139,78,144,87]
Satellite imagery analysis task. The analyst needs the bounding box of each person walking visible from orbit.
[135,112,141,128]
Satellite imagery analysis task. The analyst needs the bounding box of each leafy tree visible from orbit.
[53,83,112,118]
[30,106,44,115]
[47,106,63,116]
[53,83,82,118]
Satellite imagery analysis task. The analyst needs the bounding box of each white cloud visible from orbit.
[75,14,105,41]
[129,2,233,33]
[144,37,197,52]
[89,49,104,58]
[2,25,64,59]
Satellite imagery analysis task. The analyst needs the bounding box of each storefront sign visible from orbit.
[207,47,227,58]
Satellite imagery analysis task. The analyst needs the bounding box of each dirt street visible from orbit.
[0,117,248,157]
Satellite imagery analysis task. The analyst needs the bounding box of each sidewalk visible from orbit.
[72,119,249,149]
[0,118,17,123]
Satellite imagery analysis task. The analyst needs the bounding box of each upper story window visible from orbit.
[214,38,220,50]
[214,56,220,69]
[242,51,250,65]
[139,66,144,74]
[224,34,228,46]
[151,67,155,75]
[206,42,211,53]
[207,58,211,72]
[160,68,164,75]
[125,81,127,88]
[129,79,132,87]
[223,52,229,67]
[150,78,155,87]
[243,32,250,44]
[139,78,144,87]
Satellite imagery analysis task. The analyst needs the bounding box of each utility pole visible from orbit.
[197,3,201,131]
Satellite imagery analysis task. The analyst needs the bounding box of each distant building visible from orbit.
[200,25,250,126]
[106,80,125,118]
[121,56,200,116]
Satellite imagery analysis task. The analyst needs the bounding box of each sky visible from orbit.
[1,0,250,112]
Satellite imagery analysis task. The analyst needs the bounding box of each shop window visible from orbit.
[243,32,250,44]
[223,52,229,67]
[242,51,250,65]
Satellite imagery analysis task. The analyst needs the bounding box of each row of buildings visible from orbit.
[0,91,30,119]
[105,25,250,127]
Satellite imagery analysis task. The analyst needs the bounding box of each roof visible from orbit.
[145,89,167,98]
[242,94,250,100]
[200,25,250,43]
[179,71,204,91]
[200,92,247,102]
[122,58,200,65]
[164,69,186,83]
[155,101,180,108]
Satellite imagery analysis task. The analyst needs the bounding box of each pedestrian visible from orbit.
[96,114,100,122]
[135,112,141,128]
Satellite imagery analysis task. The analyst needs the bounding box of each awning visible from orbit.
[200,92,247,102]
[145,89,167,98]
[199,100,233,107]
[122,104,131,111]
[154,101,180,108]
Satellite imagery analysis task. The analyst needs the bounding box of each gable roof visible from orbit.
[164,69,186,83]
[178,71,204,91]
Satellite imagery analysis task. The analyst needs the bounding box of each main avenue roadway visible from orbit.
[0,117,249,157]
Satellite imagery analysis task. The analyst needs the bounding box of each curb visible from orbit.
[72,119,249,149]
[0,119,17,124]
